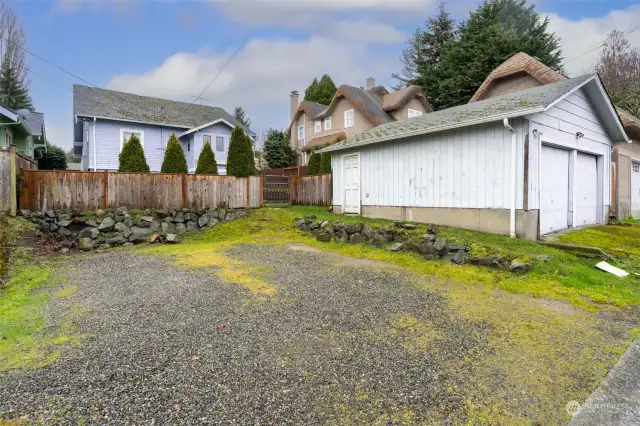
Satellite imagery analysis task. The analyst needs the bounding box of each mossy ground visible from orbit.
[0,217,86,372]
[142,206,640,423]
[146,206,640,311]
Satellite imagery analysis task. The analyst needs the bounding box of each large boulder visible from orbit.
[186,221,199,231]
[349,233,364,244]
[106,235,127,246]
[80,227,100,239]
[207,218,219,227]
[509,260,532,274]
[334,228,349,243]
[185,212,198,222]
[97,217,115,232]
[84,219,98,228]
[470,256,507,270]
[368,234,388,248]
[57,219,73,228]
[361,226,375,241]
[162,222,176,234]
[166,233,181,244]
[315,230,332,242]
[174,211,185,223]
[236,209,247,218]
[198,215,210,228]
[175,223,187,235]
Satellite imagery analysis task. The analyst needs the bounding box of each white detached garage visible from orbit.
[321,75,629,240]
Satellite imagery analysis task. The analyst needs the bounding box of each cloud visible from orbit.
[545,5,640,76]
[54,0,138,13]
[107,37,400,138]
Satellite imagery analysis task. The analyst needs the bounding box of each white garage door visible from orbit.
[575,152,598,226]
[633,162,640,219]
[541,146,570,234]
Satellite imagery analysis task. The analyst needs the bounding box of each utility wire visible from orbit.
[562,25,640,66]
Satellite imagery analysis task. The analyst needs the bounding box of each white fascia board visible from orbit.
[319,107,544,153]
[76,114,191,129]
[0,105,18,122]
[178,118,256,141]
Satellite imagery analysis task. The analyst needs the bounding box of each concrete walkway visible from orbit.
[569,338,640,425]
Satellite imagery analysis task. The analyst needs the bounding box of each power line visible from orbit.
[562,25,640,66]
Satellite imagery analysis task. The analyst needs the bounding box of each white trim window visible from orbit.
[5,129,12,147]
[216,136,224,152]
[120,129,144,151]
[298,125,305,142]
[324,117,332,131]
[344,109,354,128]
[408,109,423,118]
[314,120,321,133]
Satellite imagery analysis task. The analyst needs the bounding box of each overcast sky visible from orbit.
[8,0,640,150]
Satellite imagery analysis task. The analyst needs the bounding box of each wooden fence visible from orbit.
[19,170,262,212]
[260,166,308,177]
[290,174,332,206]
[1,147,38,214]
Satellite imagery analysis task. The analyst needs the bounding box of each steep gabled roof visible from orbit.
[286,84,432,133]
[470,52,565,103]
[322,75,628,153]
[73,85,252,135]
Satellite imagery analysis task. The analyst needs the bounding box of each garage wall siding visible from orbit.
[525,87,612,211]
[331,118,527,209]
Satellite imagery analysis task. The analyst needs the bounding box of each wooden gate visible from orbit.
[263,175,290,205]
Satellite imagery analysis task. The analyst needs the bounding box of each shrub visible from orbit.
[307,151,321,175]
[38,144,67,170]
[118,134,149,172]
[320,152,332,174]
[195,141,218,174]
[227,126,255,177]
[263,128,296,168]
[161,133,188,174]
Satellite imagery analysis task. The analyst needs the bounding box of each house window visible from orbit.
[216,136,224,152]
[314,120,321,133]
[5,129,12,146]
[324,117,332,131]
[408,109,423,118]
[120,129,144,151]
[344,109,354,128]
[298,125,305,142]
[187,142,191,152]
[634,164,640,173]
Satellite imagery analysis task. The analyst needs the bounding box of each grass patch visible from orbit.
[144,206,640,310]
[0,217,85,371]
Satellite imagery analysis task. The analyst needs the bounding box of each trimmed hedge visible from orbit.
[161,133,188,174]
[118,134,149,172]
[195,141,218,174]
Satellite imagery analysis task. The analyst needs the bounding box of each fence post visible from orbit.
[289,176,294,205]
[103,170,109,209]
[9,146,16,216]
[181,174,188,209]
[245,177,250,208]
[260,177,264,207]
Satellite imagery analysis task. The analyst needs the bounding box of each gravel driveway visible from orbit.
[0,243,628,424]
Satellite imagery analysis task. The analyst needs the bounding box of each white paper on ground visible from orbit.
[595,261,629,277]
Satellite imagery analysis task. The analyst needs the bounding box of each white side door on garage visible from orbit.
[632,162,640,219]
[540,146,570,234]
[343,153,360,214]
[574,152,598,226]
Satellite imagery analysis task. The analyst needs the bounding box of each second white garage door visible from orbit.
[541,146,570,235]
[633,162,640,219]
[574,152,598,226]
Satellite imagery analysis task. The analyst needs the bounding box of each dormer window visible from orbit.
[344,109,354,128]
[314,120,321,133]
[324,117,332,130]
[408,109,422,118]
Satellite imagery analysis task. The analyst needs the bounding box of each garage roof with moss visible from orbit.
[321,74,626,153]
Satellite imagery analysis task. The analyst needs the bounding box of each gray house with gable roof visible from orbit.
[321,74,630,240]
[73,85,254,174]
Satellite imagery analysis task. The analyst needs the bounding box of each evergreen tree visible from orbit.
[118,134,149,172]
[234,106,252,129]
[0,58,33,111]
[227,126,254,177]
[320,151,332,174]
[38,144,67,170]
[244,134,256,176]
[195,141,218,174]
[434,0,562,109]
[160,133,188,174]
[307,151,321,175]
[393,4,455,92]
[263,128,295,168]
[304,74,337,105]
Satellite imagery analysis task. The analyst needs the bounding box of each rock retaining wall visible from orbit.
[295,215,531,273]
[20,207,247,251]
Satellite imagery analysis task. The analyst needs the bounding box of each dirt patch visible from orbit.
[286,243,400,269]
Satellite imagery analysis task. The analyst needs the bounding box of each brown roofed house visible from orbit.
[470,52,640,220]
[286,78,432,165]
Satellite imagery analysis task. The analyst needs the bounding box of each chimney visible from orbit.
[290,90,299,120]
[366,77,375,90]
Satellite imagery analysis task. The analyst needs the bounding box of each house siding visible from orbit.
[390,98,429,121]
[331,118,528,210]
[190,122,234,175]
[83,119,186,171]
